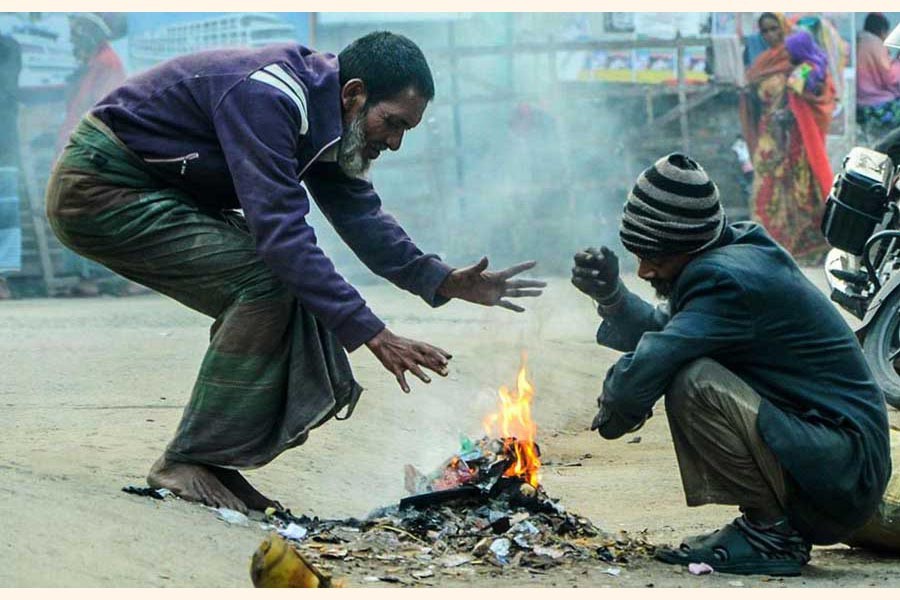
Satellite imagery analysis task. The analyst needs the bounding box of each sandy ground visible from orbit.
[1,272,899,587]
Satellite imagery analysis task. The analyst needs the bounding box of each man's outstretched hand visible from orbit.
[365,327,452,393]
[437,257,546,312]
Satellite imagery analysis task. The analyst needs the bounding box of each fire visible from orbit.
[482,360,541,488]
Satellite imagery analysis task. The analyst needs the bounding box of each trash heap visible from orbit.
[265,435,656,585]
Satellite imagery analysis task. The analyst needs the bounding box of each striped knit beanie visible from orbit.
[619,153,725,258]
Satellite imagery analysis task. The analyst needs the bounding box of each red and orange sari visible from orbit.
[740,28,835,264]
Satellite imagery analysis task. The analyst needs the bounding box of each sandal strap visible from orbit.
[731,517,811,563]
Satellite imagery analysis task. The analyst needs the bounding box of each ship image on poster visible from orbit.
[129,13,296,71]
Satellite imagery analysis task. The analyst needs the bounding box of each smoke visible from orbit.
[307,14,640,283]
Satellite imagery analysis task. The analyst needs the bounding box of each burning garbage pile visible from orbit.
[402,361,548,511]
[263,362,655,585]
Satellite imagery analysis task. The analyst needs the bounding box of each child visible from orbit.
[785,29,830,96]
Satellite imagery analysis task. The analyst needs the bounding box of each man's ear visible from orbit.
[340,78,368,116]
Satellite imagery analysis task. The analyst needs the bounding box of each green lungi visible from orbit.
[46,115,362,469]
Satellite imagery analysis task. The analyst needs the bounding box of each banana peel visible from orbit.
[250,533,343,587]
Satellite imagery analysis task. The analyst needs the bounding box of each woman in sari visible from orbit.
[740,14,835,263]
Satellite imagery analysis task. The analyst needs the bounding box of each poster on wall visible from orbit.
[556,48,635,83]
[0,12,313,87]
[633,48,676,84]
[125,13,309,73]
[556,14,634,82]
[592,50,634,82]
[0,13,76,90]
[683,45,709,83]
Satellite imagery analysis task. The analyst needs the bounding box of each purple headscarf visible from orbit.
[785,29,829,93]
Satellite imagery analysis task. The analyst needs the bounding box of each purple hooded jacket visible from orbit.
[92,44,453,351]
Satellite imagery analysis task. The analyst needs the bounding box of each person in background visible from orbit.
[56,12,132,297]
[740,14,834,264]
[743,23,770,69]
[793,14,848,103]
[0,33,21,300]
[857,13,900,131]
[57,13,127,153]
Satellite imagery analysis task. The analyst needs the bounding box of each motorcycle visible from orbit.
[822,128,900,409]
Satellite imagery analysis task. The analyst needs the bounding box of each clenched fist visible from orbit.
[571,246,620,302]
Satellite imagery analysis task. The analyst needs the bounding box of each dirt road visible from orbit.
[1,273,898,587]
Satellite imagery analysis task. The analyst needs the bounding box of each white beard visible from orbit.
[337,112,371,179]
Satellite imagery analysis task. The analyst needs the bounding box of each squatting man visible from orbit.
[47,32,546,513]
[571,153,891,576]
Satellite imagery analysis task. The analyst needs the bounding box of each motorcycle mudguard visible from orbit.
[858,274,900,336]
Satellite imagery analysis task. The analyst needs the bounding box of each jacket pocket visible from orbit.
[142,152,199,176]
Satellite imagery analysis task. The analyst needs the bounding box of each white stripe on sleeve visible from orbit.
[262,64,308,114]
[249,69,309,135]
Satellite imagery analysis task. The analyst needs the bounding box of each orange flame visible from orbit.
[482,360,541,488]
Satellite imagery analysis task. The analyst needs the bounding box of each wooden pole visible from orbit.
[675,34,690,155]
[18,132,56,295]
[448,21,465,210]
[307,13,317,47]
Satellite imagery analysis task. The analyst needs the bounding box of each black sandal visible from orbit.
[655,518,811,576]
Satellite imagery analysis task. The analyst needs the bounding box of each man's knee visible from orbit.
[237,267,287,302]
[212,289,293,354]
[665,358,727,416]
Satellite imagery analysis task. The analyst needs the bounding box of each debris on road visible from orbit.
[278,522,308,542]
[121,485,174,500]
[213,507,249,527]
[255,433,656,585]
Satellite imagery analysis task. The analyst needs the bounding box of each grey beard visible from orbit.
[337,113,370,179]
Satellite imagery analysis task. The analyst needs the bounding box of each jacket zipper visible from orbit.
[297,138,340,180]
[143,152,200,175]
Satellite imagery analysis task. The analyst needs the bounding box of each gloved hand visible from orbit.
[590,392,651,439]
[571,246,620,302]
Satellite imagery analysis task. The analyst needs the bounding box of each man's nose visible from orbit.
[387,132,403,151]
[637,259,655,280]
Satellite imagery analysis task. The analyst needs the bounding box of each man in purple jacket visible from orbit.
[46,32,545,513]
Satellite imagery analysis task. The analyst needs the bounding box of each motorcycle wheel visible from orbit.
[862,294,900,409]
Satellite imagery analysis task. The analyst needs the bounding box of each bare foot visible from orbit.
[211,467,281,512]
[147,455,247,513]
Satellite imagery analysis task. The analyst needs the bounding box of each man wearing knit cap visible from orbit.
[572,153,891,575]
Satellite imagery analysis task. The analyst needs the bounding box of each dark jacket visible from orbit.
[91,44,452,351]
[595,222,891,543]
